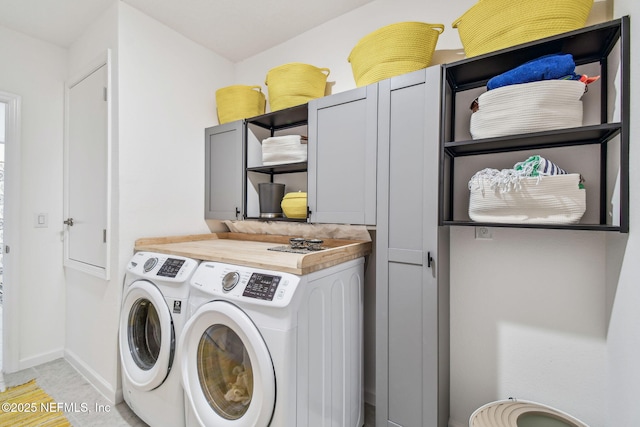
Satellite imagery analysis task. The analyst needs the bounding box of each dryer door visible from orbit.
[119,280,175,391]
[180,300,275,426]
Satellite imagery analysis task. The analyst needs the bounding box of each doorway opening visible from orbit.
[0,91,20,376]
[0,101,5,372]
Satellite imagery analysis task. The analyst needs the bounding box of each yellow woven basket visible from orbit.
[215,85,266,124]
[265,63,330,111]
[453,0,594,58]
[348,22,444,87]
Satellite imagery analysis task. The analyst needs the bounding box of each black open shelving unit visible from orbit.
[439,17,630,232]
[243,104,310,221]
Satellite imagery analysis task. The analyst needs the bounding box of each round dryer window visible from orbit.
[197,325,253,420]
[180,300,275,426]
[128,298,162,370]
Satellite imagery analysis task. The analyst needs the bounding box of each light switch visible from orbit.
[34,212,48,228]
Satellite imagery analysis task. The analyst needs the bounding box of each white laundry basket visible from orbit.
[468,173,586,225]
[470,399,591,427]
[470,80,586,140]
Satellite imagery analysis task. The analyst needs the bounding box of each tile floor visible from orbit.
[2,358,146,426]
[2,357,376,426]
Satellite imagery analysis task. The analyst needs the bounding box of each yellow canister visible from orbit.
[281,191,307,219]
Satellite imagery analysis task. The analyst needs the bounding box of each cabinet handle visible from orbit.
[427,251,434,268]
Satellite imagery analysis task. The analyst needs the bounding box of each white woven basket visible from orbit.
[470,80,586,139]
[469,173,586,224]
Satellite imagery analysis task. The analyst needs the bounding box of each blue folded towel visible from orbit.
[487,54,580,90]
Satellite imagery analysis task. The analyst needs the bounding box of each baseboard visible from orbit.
[18,348,64,371]
[364,387,375,406]
[449,418,467,427]
[64,349,118,405]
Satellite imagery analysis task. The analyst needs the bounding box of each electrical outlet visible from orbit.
[475,226,492,240]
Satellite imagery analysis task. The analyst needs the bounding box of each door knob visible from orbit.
[63,218,74,226]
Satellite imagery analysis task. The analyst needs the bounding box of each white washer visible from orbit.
[179,257,364,427]
[119,251,199,427]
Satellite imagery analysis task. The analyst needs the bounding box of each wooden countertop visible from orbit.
[134,232,371,275]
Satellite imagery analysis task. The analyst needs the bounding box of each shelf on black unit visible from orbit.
[443,18,624,91]
[247,161,307,174]
[244,216,307,222]
[443,220,621,232]
[246,104,308,131]
[444,123,622,156]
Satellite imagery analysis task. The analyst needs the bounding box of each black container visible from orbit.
[259,183,285,218]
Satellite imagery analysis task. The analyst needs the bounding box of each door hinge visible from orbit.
[5,245,9,254]
[103,229,107,243]
[103,87,107,101]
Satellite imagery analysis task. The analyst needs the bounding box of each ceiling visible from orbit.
[0,0,374,62]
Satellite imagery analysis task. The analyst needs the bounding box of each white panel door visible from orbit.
[64,54,110,279]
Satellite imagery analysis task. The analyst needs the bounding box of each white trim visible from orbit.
[0,90,21,374]
[18,348,64,371]
[65,348,120,404]
[63,49,112,280]
[364,388,376,406]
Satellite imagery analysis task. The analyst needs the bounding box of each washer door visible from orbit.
[119,280,174,391]
[180,300,275,427]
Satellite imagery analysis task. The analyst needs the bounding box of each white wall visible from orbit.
[607,1,640,425]
[117,2,233,253]
[234,0,476,105]
[0,25,67,369]
[61,1,234,402]
[65,1,120,400]
[234,0,615,425]
[450,228,607,426]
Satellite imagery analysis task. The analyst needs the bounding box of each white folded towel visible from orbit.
[262,135,307,165]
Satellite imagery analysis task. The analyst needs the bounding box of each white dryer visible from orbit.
[119,251,199,427]
[179,257,365,427]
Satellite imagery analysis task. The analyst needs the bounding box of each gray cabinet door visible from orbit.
[376,66,449,427]
[308,85,378,225]
[205,121,244,220]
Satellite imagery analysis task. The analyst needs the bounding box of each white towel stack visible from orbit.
[262,135,307,165]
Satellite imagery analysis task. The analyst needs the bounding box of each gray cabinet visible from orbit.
[205,120,244,220]
[205,92,379,225]
[308,85,378,225]
[376,66,449,427]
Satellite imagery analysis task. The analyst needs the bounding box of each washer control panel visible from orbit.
[190,262,300,307]
[128,251,198,282]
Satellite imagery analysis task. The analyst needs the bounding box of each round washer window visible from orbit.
[128,298,162,371]
[197,324,254,420]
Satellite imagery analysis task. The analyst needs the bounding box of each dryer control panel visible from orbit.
[243,273,281,300]
[190,262,301,308]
